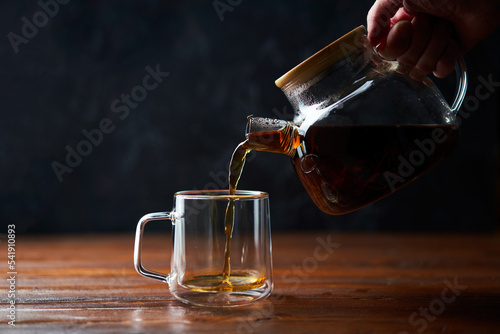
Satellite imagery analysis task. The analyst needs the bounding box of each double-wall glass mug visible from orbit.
[134,190,273,307]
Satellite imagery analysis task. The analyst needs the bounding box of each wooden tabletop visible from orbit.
[2,232,500,333]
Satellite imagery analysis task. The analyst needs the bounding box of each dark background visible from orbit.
[1,0,499,234]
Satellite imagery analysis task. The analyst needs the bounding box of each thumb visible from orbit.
[377,20,413,60]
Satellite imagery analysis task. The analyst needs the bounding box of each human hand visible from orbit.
[367,0,500,78]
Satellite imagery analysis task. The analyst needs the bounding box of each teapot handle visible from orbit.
[450,56,468,114]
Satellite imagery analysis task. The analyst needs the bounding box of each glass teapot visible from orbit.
[243,26,467,215]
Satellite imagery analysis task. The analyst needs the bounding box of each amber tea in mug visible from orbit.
[134,190,273,307]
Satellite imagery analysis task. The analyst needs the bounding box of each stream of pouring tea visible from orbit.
[221,140,250,284]
[177,125,289,292]
[222,125,296,285]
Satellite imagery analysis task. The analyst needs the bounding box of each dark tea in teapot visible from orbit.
[228,121,459,215]
[288,124,458,214]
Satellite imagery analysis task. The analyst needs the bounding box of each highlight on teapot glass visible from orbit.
[229,26,467,215]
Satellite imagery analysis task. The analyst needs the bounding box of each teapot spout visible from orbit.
[245,116,299,157]
[246,116,291,135]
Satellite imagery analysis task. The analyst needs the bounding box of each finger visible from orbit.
[416,19,453,74]
[390,6,414,23]
[367,0,403,46]
[378,20,413,60]
[433,39,459,78]
[397,14,434,67]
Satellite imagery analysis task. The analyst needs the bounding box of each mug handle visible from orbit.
[450,56,468,115]
[134,212,173,283]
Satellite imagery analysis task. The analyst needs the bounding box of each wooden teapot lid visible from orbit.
[275,26,367,89]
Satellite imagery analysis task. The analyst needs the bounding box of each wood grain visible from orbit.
[2,232,500,333]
